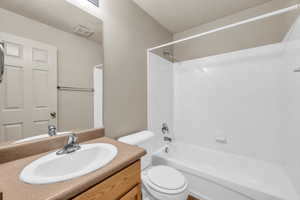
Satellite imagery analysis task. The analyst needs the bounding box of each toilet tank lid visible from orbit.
[118,131,155,145]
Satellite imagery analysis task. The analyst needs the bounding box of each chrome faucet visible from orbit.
[56,133,81,155]
[48,125,57,136]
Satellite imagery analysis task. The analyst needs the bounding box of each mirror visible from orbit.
[0,0,103,144]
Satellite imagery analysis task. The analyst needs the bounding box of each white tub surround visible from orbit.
[173,43,286,163]
[148,41,300,200]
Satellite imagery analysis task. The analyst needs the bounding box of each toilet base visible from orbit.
[142,184,158,200]
[142,187,152,200]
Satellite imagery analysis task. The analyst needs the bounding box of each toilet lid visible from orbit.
[147,166,186,191]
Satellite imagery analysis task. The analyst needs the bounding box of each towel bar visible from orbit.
[57,86,94,92]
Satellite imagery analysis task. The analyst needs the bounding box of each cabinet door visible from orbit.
[120,185,141,200]
[73,161,141,200]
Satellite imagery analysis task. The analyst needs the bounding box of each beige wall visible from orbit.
[0,8,103,131]
[173,0,300,61]
[101,0,172,138]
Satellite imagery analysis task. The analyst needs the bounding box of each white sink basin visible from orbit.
[20,143,118,184]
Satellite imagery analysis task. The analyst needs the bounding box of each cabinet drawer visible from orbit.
[120,185,141,200]
[73,160,141,200]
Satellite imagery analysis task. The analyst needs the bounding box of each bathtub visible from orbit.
[152,142,299,200]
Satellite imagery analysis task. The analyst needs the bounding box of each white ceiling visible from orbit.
[0,0,103,43]
[133,0,272,33]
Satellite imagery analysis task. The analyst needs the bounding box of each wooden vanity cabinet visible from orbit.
[120,185,141,200]
[72,160,141,200]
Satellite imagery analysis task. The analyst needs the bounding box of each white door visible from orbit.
[0,32,57,142]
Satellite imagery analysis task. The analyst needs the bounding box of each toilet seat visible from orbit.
[143,166,188,195]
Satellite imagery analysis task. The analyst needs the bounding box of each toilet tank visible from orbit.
[118,131,156,170]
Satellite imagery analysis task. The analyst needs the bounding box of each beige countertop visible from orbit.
[0,137,146,200]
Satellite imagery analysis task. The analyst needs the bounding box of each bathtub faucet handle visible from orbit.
[162,123,169,134]
[164,136,172,143]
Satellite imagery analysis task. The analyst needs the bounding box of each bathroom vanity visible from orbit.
[0,129,146,200]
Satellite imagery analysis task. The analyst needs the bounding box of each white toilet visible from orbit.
[118,131,189,200]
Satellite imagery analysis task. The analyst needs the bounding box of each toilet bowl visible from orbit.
[118,131,189,200]
[142,165,189,200]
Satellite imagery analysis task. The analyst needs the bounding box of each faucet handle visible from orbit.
[67,133,78,145]
[163,136,172,143]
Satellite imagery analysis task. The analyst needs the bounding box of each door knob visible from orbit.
[50,112,57,119]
